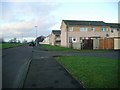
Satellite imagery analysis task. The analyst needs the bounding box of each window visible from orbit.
[101,28,106,32]
[68,27,73,31]
[69,37,72,43]
[56,35,60,37]
[80,28,84,31]
[80,27,88,31]
[90,27,95,31]
[80,37,83,43]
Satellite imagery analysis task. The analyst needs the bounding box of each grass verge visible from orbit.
[41,44,114,52]
[56,56,118,88]
[1,43,26,49]
[41,44,77,52]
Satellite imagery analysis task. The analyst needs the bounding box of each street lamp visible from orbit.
[35,26,38,46]
[22,33,23,43]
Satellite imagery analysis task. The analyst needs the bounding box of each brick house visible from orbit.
[60,20,112,50]
[50,30,61,46]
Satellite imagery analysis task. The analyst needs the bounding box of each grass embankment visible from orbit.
[57,56,118,88]
[1,43,25,49]
[41,44,113,52]
[41,44,77,52]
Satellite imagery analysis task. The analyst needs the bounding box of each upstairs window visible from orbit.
[56,35,60,37]
[68,27,73,31]
[101,28,106,32]
[90,27,95,31]
[80,27,88,31]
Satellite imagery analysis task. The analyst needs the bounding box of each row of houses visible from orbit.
[42,20,120,50]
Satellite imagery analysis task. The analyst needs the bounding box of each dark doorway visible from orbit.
[81,39,93,50]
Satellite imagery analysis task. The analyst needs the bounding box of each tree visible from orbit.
[17,40,21,43]
[35,36,45,42]
[23,39,27,43]
[13,38,17,43]
[9,38,17,43]
[0,38,5,43]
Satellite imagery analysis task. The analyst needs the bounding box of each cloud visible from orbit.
[1,1,59,41]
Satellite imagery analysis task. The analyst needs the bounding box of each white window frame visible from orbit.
[69,37,72,43]
[80,27,88,31]
[101,28,106,32]
[90,27,95,31]
[68,27,73,31]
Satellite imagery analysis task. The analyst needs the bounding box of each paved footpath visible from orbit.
[23,46,85,88]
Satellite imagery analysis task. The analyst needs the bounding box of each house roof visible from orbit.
[106,23,120,28]
[52,30,61,35]
[62,20,107,26]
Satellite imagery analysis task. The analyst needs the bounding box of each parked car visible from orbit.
[29,42,35,46]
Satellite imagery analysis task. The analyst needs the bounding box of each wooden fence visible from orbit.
[99,38,114,49]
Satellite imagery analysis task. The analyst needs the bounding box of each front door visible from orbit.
[81,39,93,50]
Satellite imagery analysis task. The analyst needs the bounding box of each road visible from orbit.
[33,46,119,59]
[2,45,33,88]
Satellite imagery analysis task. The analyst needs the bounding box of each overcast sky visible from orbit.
[0,0,119,42]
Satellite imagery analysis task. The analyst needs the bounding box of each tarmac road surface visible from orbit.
[2,45,33,88]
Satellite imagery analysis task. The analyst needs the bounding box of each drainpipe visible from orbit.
[66,26,68,47]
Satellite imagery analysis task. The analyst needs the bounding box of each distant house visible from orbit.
[60,20,111,50]
[50,30,61,46]
[42,35,51,44]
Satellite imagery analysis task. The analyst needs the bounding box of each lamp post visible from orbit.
[35,26,38,46]
[22,33,23,43]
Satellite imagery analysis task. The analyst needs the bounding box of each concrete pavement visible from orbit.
[23,46,84,88]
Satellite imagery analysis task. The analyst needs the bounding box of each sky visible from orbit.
[0,0,119,42]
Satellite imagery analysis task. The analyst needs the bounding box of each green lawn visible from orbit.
[41,44,77,52]
[41,44,113,52]
[56,56,118,88]
[1,43,25,49]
